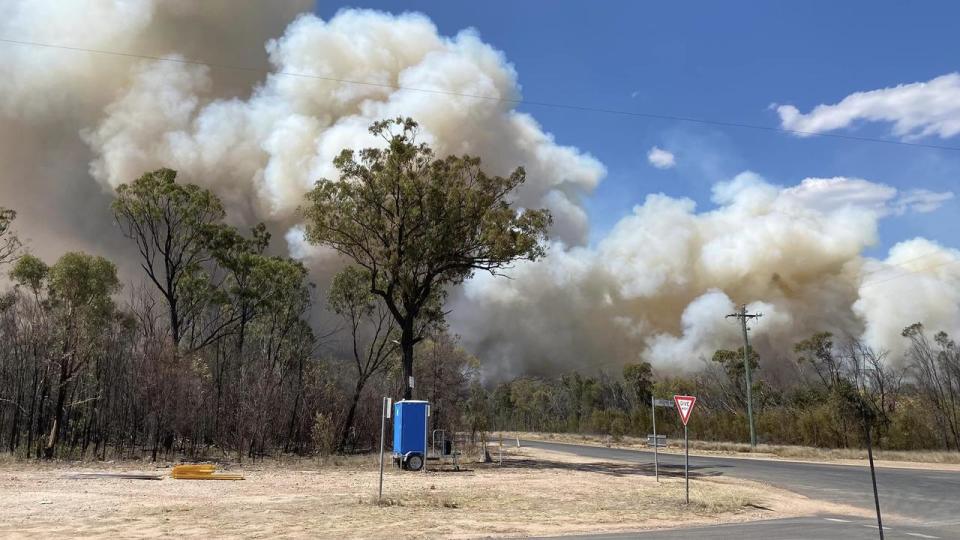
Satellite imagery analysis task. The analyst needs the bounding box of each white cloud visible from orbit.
[776,73,960,139]
[892,189,955,214]
[782,177,953,216]
[647,146,676,169]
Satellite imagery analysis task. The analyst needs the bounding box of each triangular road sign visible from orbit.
[674,395,697,426]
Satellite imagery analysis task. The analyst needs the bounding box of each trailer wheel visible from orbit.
[405,453,424,471]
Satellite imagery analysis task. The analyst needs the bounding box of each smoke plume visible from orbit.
[1,2,958,379]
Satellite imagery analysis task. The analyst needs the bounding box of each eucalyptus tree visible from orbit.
[40,252,119,458]
[302,117,551,399]
[112,168,226,349]
[0,208,21,265]
[328,265,398,452]
[8,254,51,456]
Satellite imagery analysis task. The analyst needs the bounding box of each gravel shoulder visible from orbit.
[0,446,844,539]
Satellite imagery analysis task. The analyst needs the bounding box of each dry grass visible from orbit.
[504,431,960,468]
[0,445,843,539]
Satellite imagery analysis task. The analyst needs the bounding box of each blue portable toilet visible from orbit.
[392,400,429,471]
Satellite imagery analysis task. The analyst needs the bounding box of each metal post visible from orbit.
[684,424,689,504]
[740,306,757,448]
[652,394,659,482]
[423,404,429,474]
[453,433,459,471]
[866,420,884,539]
[378,397,388,503]
[499,433,503,466]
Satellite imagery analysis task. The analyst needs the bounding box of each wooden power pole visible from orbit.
[726,304,762,447]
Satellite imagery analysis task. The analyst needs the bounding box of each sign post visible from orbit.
[673,395,697,504]
[651,395,657,482]
[650,398,674,482]
[423,403,430,474]
[378,397,392,503]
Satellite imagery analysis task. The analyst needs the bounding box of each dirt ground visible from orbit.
[505,432,960,471]
[0,445,858,539]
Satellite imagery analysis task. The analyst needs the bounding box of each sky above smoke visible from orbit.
[2,2,958,378]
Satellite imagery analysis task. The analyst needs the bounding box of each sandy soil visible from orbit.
[504,432,960,472]
[0,446,857,539]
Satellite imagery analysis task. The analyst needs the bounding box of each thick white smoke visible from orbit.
[2,2,958,379]
[80,9,604,245]
[0,0,312,262]
[453,172,959,376]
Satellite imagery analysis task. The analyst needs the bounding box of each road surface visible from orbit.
[522,439,960,539]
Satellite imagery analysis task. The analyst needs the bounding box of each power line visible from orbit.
[859,258,960,289]
[859,250,952,279]
[3,37,960,153]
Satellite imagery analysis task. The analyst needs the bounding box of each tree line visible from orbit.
[0,118,546,461]
[481,329,960,452]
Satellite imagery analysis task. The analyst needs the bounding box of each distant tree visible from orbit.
[328,265,398,452]
[42,252,120,458]
[623,361,653,407]
[0,207,22,265]
[711,347,761,412]
[416,332,479,434]
[10,254,48,296]
[793,332,843,387]
[902,323,960,450]
[112,168,226,349]
[205,222,272,356]
[712,347,760,382]
[302,117,551,399]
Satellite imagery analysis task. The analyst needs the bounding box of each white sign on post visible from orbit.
[673,394,697,504]
[674,395,696,425]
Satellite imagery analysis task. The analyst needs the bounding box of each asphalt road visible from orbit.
[522,439,960,539]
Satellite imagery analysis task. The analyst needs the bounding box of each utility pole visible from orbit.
[726,304,761,447]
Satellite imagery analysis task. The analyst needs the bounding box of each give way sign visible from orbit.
[673,395,697,426]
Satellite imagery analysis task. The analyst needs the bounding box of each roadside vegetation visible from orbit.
[484,330,960,454]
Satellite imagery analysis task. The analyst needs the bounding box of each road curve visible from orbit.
[521,439,960,539]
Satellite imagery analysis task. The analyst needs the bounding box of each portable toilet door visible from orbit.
[392,400,429,471]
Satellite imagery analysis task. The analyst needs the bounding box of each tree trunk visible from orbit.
[337,380,365,453]
[151,410,162,462]
[43,362,70,460]
[401,322,415,400]
[8,370,22,453]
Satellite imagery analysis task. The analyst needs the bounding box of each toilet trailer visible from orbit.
[392,400,429,471]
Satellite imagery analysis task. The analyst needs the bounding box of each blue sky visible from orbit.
[314,1,960,255]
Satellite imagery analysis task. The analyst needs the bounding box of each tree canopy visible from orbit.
[0,207,21,265]
[302,117,551,398]
[112,168,226,348]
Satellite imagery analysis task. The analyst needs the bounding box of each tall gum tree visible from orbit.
[112,168,226,350]
[11,252,120,458]
[302,117,551,399]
